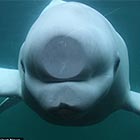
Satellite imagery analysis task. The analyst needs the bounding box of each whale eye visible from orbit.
[20,60,25,73]
[114,57,120,73]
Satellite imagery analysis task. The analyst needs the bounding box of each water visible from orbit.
[0,0,140,140]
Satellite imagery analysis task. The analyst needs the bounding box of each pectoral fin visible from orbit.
[0,68,22,113]
[123,91,140,115]
[0,68,21,97]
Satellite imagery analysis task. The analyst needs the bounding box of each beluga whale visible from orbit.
[0,0,140,126]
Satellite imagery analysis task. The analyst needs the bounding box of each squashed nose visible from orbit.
[43,36,87,79]
[44,85,82,109]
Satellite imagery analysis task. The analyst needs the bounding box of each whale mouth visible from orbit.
[48,103,82,120]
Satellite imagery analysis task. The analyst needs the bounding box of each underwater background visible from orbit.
[0,0,140,140]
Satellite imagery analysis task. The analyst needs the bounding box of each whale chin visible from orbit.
[47,103,82,121]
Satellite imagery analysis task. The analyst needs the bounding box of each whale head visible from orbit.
[18,2,120,126]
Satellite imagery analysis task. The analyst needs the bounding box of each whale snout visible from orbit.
[40,85,83,110]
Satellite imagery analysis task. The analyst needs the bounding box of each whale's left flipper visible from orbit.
[0,68,22,113]
[123,91,140,115]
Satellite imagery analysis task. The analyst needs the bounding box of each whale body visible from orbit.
[0,0,140,126]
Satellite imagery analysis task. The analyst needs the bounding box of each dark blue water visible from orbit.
[0,0,140,140]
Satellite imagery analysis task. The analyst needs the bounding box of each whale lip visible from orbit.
[48,103,82,120]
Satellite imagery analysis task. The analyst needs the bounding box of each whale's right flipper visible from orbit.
[0,68,22,113]
[0,68,21,97]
